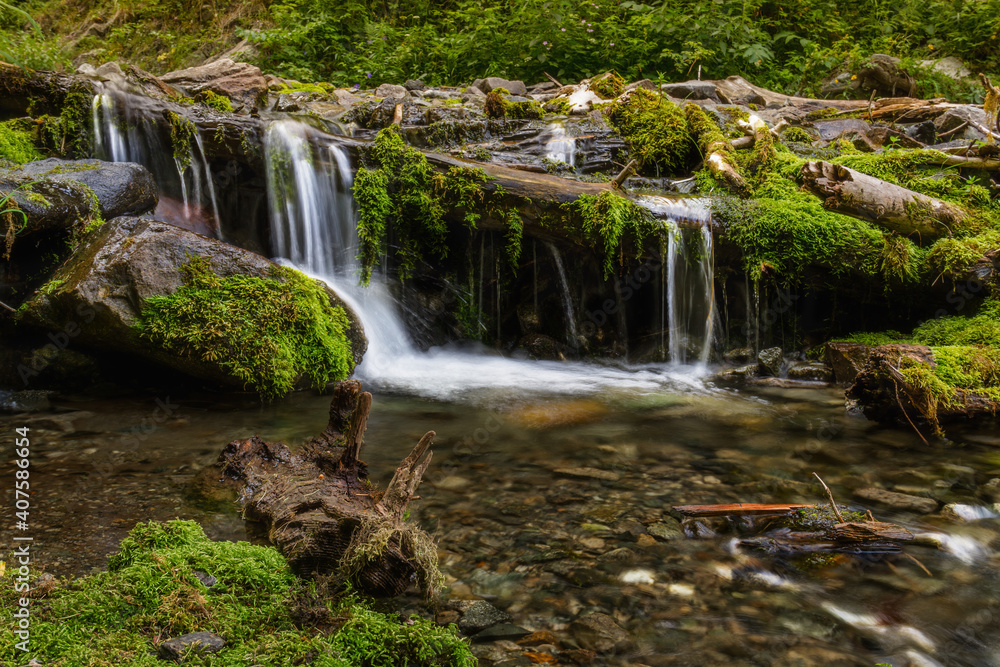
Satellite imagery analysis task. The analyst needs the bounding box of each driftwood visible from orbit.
[800,161,967,242]
[216,380,439,597]
[674,503,811,517]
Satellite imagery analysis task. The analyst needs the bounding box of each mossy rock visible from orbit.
[18,217,366,398]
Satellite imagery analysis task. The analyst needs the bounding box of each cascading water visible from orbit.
[90,89,221,236]
[263,120,713,400]
[636,195,716,365]
[543,123,576,167]
[545,242,580,348]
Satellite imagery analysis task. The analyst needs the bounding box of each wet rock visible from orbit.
[473,77,528,96]
[786,362,834,382]
[660,81,721,102]
[553,467,619,481]
[459,600,511,634]
[404,79,426,91]
[723,347,754,363]
[825,342,871,384]
[94,61,127,87]
[157,631,225,661]
[374,83,408,99]
[559,648,597,664]
[333,89,362,106]
[934,106,991,141]
[161,58,266,109]
[854,487,940,513]
[517,630,560,647]
[436,610,461,626]
[474,623,532,642]
[715,364,759,382]
[757,347,783,377]
[635,533,657,547]
[569,612,629,652]
[19,217,366,389]
[2,159,158,238]
[647,520,683,541]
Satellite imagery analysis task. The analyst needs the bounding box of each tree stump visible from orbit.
[216,380,439,597]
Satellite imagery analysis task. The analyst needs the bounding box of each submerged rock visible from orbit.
[569,612,629,652]
[18,216,365,393]
[158,632,226,662]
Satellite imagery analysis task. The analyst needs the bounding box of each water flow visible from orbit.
[544,123,576,167]
[264,121,711,402]
[90,90,221,236]
[636,196,715,365]
[545,242,580,348]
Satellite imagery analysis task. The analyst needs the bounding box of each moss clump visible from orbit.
[899,345,1000,432]
[168,111,197,168]
[836,330,908,346]
[791,505,868,532]
[0,520,474,666]
[779,126,815,144]
[911,298,1000,347]
[0,120,40,164]
[568,190,659,279]
[353,126,520,282]
[135,257,355,400]
[604,88,691,173]
[684,103,728,158]
[483,90,545,120]
[196,90,234,113]
[591,71,624,100]
[926,228,1000,277]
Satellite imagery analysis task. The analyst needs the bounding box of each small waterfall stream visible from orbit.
[545,241,580,348]
[543,123,576,167]
[90,90,221,237]
[260,120,712,400]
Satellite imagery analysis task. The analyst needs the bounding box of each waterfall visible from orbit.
[262,119,713,400]
[90,90,221,237]
[545,242,580,348]
[544,123,576,167]
[636,195,715,365]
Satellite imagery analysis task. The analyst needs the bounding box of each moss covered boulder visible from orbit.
[1,158,158,237]
[19,216,366,398]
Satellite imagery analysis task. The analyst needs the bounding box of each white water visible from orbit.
[264,119,714,402]
[545,241,580,348]
[638,195,716,364]
[544,123,575,167]
[90,91,221,235]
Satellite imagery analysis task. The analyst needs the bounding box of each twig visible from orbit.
[867,89,877,123]
[904,552,933,577]
[936,120,969,139]
[812,472,845,523]
[890,369,929,445]
[611,159,638,189]
[543,71,563,88]
[0,299,16,313]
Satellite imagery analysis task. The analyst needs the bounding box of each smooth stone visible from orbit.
[569,612,629,652]
[854,487,940,513]
[404,79,426,91]
[647,521,683,541]
[474,623,532,642]
[553,467,619,481]
[459,600,511,634]
[374,83,408,99]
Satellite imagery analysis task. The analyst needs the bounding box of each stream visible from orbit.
[2,88,1000,666]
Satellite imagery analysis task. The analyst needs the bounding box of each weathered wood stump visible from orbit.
[217,380,439,597]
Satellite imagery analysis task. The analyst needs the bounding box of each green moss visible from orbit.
[835,330,908,345]
[0,520,474,666]
[780,126,815,144]
[168,111,197,169]
[899,345,1000,432]
[684,103,727,158]
[604,88,691,174]
[135,257,355,400]
[37,90,94,158]
[591,71,624,100]
[38,277,64,295]
[926,229,1000,277]
[911,298,1000,347]
[353,126,519,283]
[791,505,868,532]
[197,90,234,113]
[567,190,659,279]
[483,90,545,119]
[0,120,40,164]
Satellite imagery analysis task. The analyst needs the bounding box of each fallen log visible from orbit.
[800,161,967,242]
[673,503,812,517]
[215,380,440,597]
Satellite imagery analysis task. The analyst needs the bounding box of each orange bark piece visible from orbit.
[673,503,813,517]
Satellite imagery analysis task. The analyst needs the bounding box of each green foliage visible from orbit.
[135,257,355,400]
[591,70,624,99]
[684,103,727,158]
[0,120,41,164]
[604,88,691,174]
[168,111,197,168]
[0,520,474,666]
[836,330,908,346]
[568,191,659,279]
[353,126,520,282]
[197,90,234,113]
[911,298,1000,347]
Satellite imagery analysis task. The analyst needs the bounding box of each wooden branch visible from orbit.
[379,430,435,520]
[673,503,812,517]
[543,71,564,88]
[800,161,967,242]
[611,158,638,189]
[812,472,845,523]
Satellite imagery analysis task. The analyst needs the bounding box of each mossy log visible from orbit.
[800,161,967,242]
[216,380,439,597]
[846,344,999,429]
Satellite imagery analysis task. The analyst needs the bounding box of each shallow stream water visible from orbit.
[3,374,999,666]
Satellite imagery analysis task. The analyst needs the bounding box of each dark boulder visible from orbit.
[1,159,158,237]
